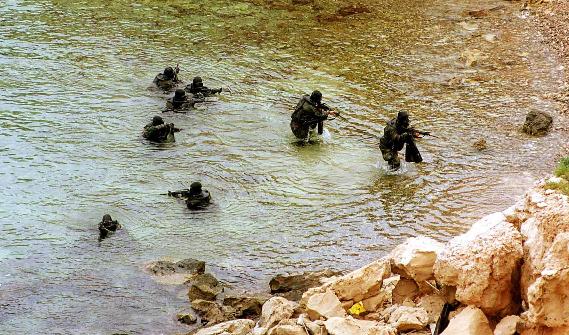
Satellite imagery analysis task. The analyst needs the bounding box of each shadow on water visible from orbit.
[0,0,565,333]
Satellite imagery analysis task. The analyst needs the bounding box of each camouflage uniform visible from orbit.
[290,93,329,140]
[143,116,179,143]
[98,214,120,241]
[153,67,179,90]
[184,77,222,98]
[379,112,415,170]
[166,89,203,111]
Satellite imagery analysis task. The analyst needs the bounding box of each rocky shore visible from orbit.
[149,175,569,335]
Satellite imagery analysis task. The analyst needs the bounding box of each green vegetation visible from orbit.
[545,157,569,196]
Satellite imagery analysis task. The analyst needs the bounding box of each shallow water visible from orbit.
[0,0,564,333]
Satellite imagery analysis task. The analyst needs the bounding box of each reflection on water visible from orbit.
[0,0,564,333]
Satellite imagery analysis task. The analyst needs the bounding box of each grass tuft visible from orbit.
[555,157,569,180]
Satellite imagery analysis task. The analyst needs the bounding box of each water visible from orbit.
[0,0,564,333]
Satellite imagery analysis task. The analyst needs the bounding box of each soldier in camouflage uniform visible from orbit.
[153,66,180,90]
[290,90,337,140]
[98,214,121,241]
[184,76,222,98]
[379,111,420,170]
[168,182,211,209]
[166,89,204,111]
[142,116,180,143]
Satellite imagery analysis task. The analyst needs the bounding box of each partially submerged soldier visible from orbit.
[153,66,180,90]
[98,214,121,241]
[290,90,338,141]
[165,89,204,111]
[168,182,211,210]
[185,76,222,98]
[142,115,181,143]
[379,111,423,170]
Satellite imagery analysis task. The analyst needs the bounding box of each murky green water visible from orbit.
[0,0,564,333]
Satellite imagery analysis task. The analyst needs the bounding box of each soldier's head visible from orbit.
[192,77,203,88]
[102,214,112,223]
[174,89,186,101]
[396,111,410,130]
[152,115,164,126]
[164,67,175,80]
[189,182,202,196]
[310,90,322,104]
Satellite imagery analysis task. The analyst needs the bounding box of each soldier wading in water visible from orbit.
[168,182,211,210]
[185,76,223,98]
[98,214,121,241]
[142,116,181,143]
[153,66,181,90]
[290,90,338,141]
[166,89,204,111]
[379,111,424,170]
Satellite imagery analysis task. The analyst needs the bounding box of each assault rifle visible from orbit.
[409,128,438,138]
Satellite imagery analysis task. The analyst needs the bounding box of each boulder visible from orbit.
[191,299,227,325]
[434,212,523,316]
[177,312,197,325]
[267,324,306,335]
[298,315,328,335]
[145,258,205,276]
[306,289,346,321]
[494,315,520,335]
[223,294,266,319]
[522,111,552,136]
[269,269,341,295]
[440,306,492,335]
[187,273,223,301]
[519,186,569,327]
[391,278,419,305]
[525,233,569,327]
[387,306,429,332]
[193,319,256,335]
[417,294,446,323]
[390,236,443,282]
[253,297,296,335]
[324,317,396,335]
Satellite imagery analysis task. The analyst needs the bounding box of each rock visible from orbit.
[483,33,498,42]
[440,306,492,335]
[417,294,446,323]
[361,292,388,313]
[301,259,391,308]
[519,186,569,326]
[270,269,341,301]
[460,49,485,67]
[473,139,487,151]
[267,324,306,335]
[391,278,419,305]
[187,273,223,301]
[145,258,205,276]
[390,236,443,282]
[306,289,346,321]
[324,317,396,335]
[253,297,296,335]
[193,319,256,335]
[522,110,553,136]
[299,315,328,335]
[191,299,227,325]
[329,259,391,302]
[434,212,523,316]
[177,312,197,325]
[223,295,266,319]
[494,315,520,335]
[387,306,429,332]
[525,233,569,327]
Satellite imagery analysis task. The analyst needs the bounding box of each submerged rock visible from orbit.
[434,212,523,316]
[522,110,553,136]
[187,273,223,301]
[177,312,197,325]
[146,258,205,276]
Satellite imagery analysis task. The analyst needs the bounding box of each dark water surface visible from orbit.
[0,0,564,333]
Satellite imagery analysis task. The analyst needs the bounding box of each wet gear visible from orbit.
[143,116,180,143]
[166,89,204,111]
[98,214,120,241]
[167,182,211,209]
[290,93,331,140]
[185,76,222,97]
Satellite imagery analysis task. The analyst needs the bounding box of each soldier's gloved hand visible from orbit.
[401,132,412,142]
